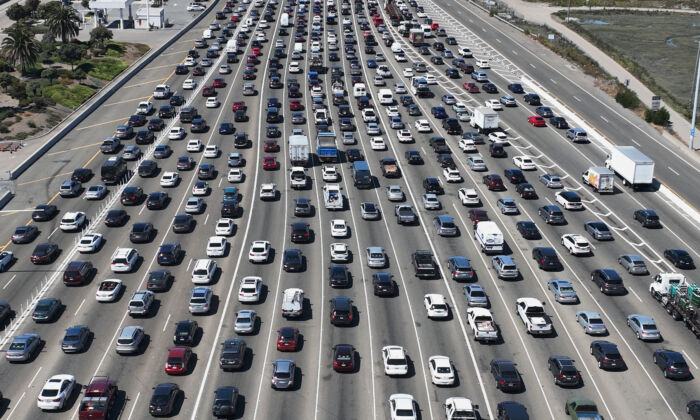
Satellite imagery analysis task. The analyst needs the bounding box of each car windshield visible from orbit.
[64,334,80,341]
[396,409,414,416]
[560,286,574,292]
[41,388,59,397]
[470,290,485,297]
[642,323,657,330]
[237,317,251,323]
[275,370,290,378]
[589,318,604,325]
[167,357,183,364]
[9,342,25,350]
[152,393,170,404]
[436,367,451,373]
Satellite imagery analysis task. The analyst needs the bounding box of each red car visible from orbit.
[192,66,205,76]
[463,82,479,93]
[289,100,303,111]
[276,327,299,351]
[252,47,262,56]
[202,86,215,97]
[264,140,279,152]
[468,209,489,227]
[527,115,546,127]
[232,101,245,111]
[332,344,356,372]
[164,346,192,375]
[212,78,225,88]
[262,155,277,170]
[483,174,506,191]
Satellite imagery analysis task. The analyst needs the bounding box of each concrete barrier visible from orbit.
[9,0,221,180]
[0,190,14,210]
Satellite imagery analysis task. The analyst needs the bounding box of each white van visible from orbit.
[421,24,432,38]
[294,42,304,53]
[225,39,238,53]
[378,88,394,105]
[353,83,367,98]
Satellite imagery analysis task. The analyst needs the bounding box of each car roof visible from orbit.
[629,314,654,323]
[120,325,142,336]
[274,358,294,370]
[550,279,572,287]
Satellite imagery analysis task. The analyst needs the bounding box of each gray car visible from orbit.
[627,314,662,341]
[189,287,213,314]
[385,185,404,201]
[463,284,488,307]
[496,198,518,214]
[617,254,648,275]
[365,122,380,135]
[547,279,578,303]
[234,310,257,334]
[61,325,90,353]
[584,221,613,240]
[447,256,475,281]
[467,156,487,171]
[433,215,458,236]
[539,173,563,188]
[271,359,296,389]
[360,202,380,220]
[422,193,441,210]
[576,311,607,335]
[115,325,145,354]
[365,247,386,268]
[5,333,41,362]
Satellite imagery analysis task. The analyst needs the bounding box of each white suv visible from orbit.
[111,248,138,272]
[191,259,217,284]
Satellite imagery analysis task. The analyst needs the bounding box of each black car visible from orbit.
[535,106,554,118]
[290,222,311,243]
[11,225,39,244]
[170,95,185,106]
[104,209,128,227]
[504,169,526,184]
[436,154,455,169]
[138,160,158,177]
[490,359,523,392]
[173,320,198,345]
[191,118,208,133]
[198,164,216,180]
[147,270,173,292]
[212,386,239,418]
[149,383,180,416]
[550,116,569,129]
[219,338,247,371]
[405,150,423,164]
[423,178,443,194]
[346,148,363,162]
[445,67,459,78]
[32,297,62,322]
[664,249,694,269]
[590,340,626,370]
[128,114,147,127]
[157,243,181,265]
[148,118,165,131]
[32,204,58,221]
[172,214,194,233]
[516,221,540,239]
[266,125,281,137]
[482,83,498,93]
[329,265,350,288]
[283,249,303,272]
[489,143,506,158]
[234,132,248,148]
[634,209,661,227]
[147,192,168,209]
[62,260,93,285]
[497,401,529,420]
[71,168,93,182]
[442,118,461,134]
[129,222,154,243]
[372,272,394,296]
[548,356,581,387]
[483,174,506,191]
[430,55,443,65]
[219,122,235,134]
[653,349,691,379]
[175,65,188,74]
[507,83,524,94]
[532,247,562,271]
[120,186,144,205]
[329,296,353,326]
[294,198,312,217]
[332,344,357,372]
[30,242,60,264]
[234,110,248,122]
[159,105,175,118]
[523,93,541,106]
[135,130,155,144]
[591,269,625,295]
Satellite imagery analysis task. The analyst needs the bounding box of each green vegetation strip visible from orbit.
[42,84,96,108]
[78,57,128,81]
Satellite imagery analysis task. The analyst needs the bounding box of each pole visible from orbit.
[147,0,150,30]
[690,42,700,151]
[566,0,571,22]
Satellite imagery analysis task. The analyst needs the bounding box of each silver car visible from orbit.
[463,284,488,307]
[385,185,404,201]
[366,247,386,268]
[422,194,441,210]
[271,359,296,389]
[576,310,607,335]
[360,202,380,220]
[496,198,518,214]
[234,310,257,333]
[189,286,213,314]
[617,254,648,275]
[115,326,145,354]
[5,333,40,362]
[627,314,662,341]
[547,279,578,303]
[467,156,487,171]
[539,173,563,188]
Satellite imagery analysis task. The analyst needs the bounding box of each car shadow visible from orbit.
[232,394,246,419]
[184,353,198,375]
[144,300,161,319]
[298,298,313,322]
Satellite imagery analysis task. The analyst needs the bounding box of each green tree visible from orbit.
[81,0,90,8]
[38,1,62,20]
[7,81,27,100]
[615,87,640,109]
[6,3,30,21]
[1,23,41,74]
[45,4,81,43]
[25,0,41,18]
[89,25,112,50]
[41,67,59,82]
[0,72,18,91]
[71,68,86,80]
[58,42,85,70]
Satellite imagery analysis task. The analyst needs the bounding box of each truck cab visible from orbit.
[78,377,117,419]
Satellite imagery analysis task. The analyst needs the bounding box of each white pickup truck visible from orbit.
[323,184,344,210]
[516,297,552,335]
[289,166,307,189]
[466,307,498,342]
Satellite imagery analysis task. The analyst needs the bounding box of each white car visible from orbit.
[187,139,203,152]
[60,211,86,231]
[512,156,536,170]
[96,279,123,302]
[556,191,584,210]
[259,183,277,200]
[110,248,138,273]
[475,58,490,68]
[416,11,427,17]
[330,219,348,237]
[396,129,413,143]
[204,144,219,158]
[458,138,477,152]
[207,236,227,257]
[238,276,262,302]
[452,102,468,114]
[456,111,471,122]
[425,74,437,85]
[219,64,231,74]
[185,197,203,213]
[160,171,180,187]
[395,53,407,62]
[205,97,219,108]
[330,242,349,262]
[370,137,386,150]
[187,3,206,11]
[362,108,377,122]
[184,57,196,66]
[377,65,391,77]
[485,99,503,110]
[488,131,508,144]
[215,218,234,236]
[382,345,409,376]
[386,106,399,117]
[394,83,407,94]
[322,165,339,181]
[561,233,591,255]
[443,167,462,183]
[289,61,301,73]
[389,394,417,420]
[424,294,449,318]
[228,168,243,183]
[192,181,209,196]
[428,355,455,386]
[415,119,431,132]
[310,85,323,98]
[183,78,197,89]
[168,127,185,140]
[257,33,267,42]
[374,75,385,86]
[386,185,404,201]
[37,374,76,410]
[249,240,271,263]
[458,188,480,206]
[77,233,103,253]
[136,101,153,115]
[459,47,473,57]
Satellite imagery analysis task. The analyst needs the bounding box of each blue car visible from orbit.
[367,59,377,68]
[431,106,448,119]
[219,122,235,134]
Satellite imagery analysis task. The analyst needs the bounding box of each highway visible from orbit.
[0,0,698,418]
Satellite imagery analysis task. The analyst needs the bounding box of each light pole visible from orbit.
[567,0,571,22]
[690,42,700,151]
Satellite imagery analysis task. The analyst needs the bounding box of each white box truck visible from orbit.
[604,146,654,189]
[474,221,503,253]
[225,39,238,53]
[289,134,310,166]
[281,12,289,27]
[469,106,499,133]
[581,167,615,193]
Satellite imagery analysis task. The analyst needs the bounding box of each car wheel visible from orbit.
[636,332,641,340]
[589,346,594,355]
[664,369,669,378]
[600,286,604,293]
[598,360,602,369]
[653,355,657,364]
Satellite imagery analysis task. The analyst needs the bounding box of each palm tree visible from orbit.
[45,4,80,43]
[1,23,41,74]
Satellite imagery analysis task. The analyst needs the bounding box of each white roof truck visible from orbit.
[649,272,688,301]
[474,221,503,254]
[581,167,614,193]
[281,288,304,318]
[469,106,499,134]
[289,167,307,189]
[323,184,344,210]
[516,297,552,335]
[466,307,498,342]
[604,146,654,189]
[289,134,310,167]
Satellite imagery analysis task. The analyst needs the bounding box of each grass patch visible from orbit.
[42,84,96,108]
[105,41,126,57]
[524,0,699,8]
[77,57,128,81]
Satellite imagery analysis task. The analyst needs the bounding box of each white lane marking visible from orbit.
[28,366,42,388]
[545,197,553,205]
[139,205,145,215]
[218,177,223,187]
[628,287,643,303]
[126,392,141,420]
[186,258,193,271]
[512,50,518,55]
[667,167,680,176]
[495,38,501,43]
[46,227,58,239]
[600,115,609,123]
[529,63,536,68]
[550,78,558,84]
[73,298,85,317]
[682,351,698,370]
[573,95,581,102]
[630,138,640,146]
[204,213,209,225]
[3,274,16,289]
[420,146,426,154]
[6,391,25,418]
[162,313,171,332]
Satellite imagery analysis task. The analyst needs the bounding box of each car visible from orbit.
[467,156,487,171]
[442,167,462,183]
[483,174,505,191]
[591,269,625,295]
[168,126,185,140]
[172,214,194,233]
[61,325,90,353]
[370,136,386,150]
[149,383,180,416]
[527,115,546,127]
[259,183,277,201]
[219,338,246,371]
[584,221,613,240]
[548,356,581,387]
[103,209,126,227]
[555,191,583,210]
[59,179,81,197]
[37,374,76,410]
[487,131,508,144]
[173,320,198,345]
[183,78,197,89]
[424,294,449,319]
[185,197,204,214]
[332,344,356,372]
[504,169,526,184]
[276,327,299,351]
[557,233,590,255]
[120,186,144,205]
[290,222,311,243]
[262,155,278,170]
[617,254,648,274]
[523,93,541,105]
[147,270,173,292]
[281,248,303,272]
[513,221,539,240]
[227,168,244,183]
[590,340,626,370]
[360,202,380,220]
[204,144,219,158]
[32,297,61,322]
[512,156,536,171]
[238,276,262,303]
[625,313,663,342]
[146,191,168,210]
[346,148,364,161]
[248,240,271,263]
[212,386,238,418]
[490,359,523,391]
[633,209,661,227]
[547,279,578,303]
[11,225,39,243]
[5,332,40,361]
[188,286,213,314]
[389,394,417,420]
[31,204,58,221]
[215,218,234,236]
[205,236,226,257]
[30,242,60,264]
[461,283,488,308]
[187,139,203,152]
[75,233,103,253]
[576,310,607,335]
[539,173,563,189]
[385,185,404,201]
[664,249,694,269]
[130,222,154,243]
[414,119,431,133]
[127,115,146,127]
[550,116,569,129]
[653,349,692,379]
[533,247,563,270]
[271,359,296,389]
[110,247,138,272]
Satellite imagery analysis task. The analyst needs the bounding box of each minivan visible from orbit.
[378,88,393,105]
[353,83,367,98]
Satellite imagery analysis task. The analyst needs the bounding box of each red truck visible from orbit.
[78,377,118,420]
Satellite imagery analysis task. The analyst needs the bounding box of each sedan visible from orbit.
[490,359,523,392]
[332,344,357,372]
[84,184,108,200]
[527,115,546,127]
[130,222,154,243]
[207,236,227,257]
[146,192,168,210]
[149,383,180,416]
[547,279,578,303]
[576,310,608,335]
[283,249,303,272]
[512,156,536,170]
[77,233,103,253]
[389,394,417,420]
[215,218,234,236]
[664,249,695,269]
[429,355,455,386]
[584,221,613,240]
[539,173,563,189]
[61,325,90,353]
[386,185,404,201]
[360,202,380,220]
[37,374,76,410]
[234,310,257,334]
[32,297,62,322]
[11,225,39,244]
[618,254,649,274]
[627,314,662,341]
[463,284,488,307]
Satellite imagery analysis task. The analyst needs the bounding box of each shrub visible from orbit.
[84,57,128,80]
[14,116,21,123]
[645,107,670,125]
[42,84,96,108]
[71,69,87,80]
[28,121,37,128]
[615,88,640,109]
[0,125,9,133]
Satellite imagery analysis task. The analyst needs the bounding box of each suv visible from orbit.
[447,256,475,281]
[633,209,661,228]
[100,137,120,154]
[271,359,296,389]
[63,261,93,286]
[491,255,518,279]
[120,186,144,205]
[110,248,139,272]
[538,205,565,224]
[423,178,443,194]
[532,247,562,271]
[590,340,626,370]
[78,377,118,419]
[329,296,353,326]
[59,180,82,197]
[212,386,239,417]
[591,269,625,295]
[115,326,145,354]
[192,259,217,284]
[127,291,154,316]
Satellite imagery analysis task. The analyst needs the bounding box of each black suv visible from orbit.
[71,168,93,183]
[548,356,581,387]
[523,93,541,105]
[591,269,625,295]
[120,186,144,205]
[172,214,194,233]
[590,340,626,370]
[146,192,168,210]
[329,297,353,326]
[130,222,154,243]
[138,160,158,177]
[634,209,661,228]
[62,260,93,286]
[173,320,198,345]
[212,386,239,417]
[532,247,562,271]
[219,338,247,371]
[372,273,395,296]
[423,178,443,194]
[329,265,350,288]
[157,243,181,265]
[504,169,526,184]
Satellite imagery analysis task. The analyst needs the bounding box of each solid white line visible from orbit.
[667,167,680,176]
[3,274,16,289]
[73,298,85,317]
[127,392,141,420]
[28,366,42,388]
[162,313,171,332]
[682,350,698,370]
[6,391,25,419]
[628,287,643,302]
[46,227,58,239]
